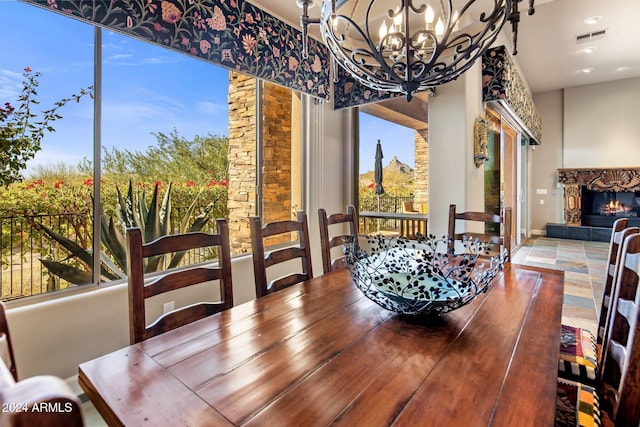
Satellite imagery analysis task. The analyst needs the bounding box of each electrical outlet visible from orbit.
[163,301,175,314]
[539,199,545,205]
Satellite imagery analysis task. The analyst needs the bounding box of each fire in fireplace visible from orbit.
[582,189,640,227]
[558,167,640,227]
[599,199,631,216]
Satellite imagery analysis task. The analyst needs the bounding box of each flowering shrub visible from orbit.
[0,176,228,287]
[0,67,93,186]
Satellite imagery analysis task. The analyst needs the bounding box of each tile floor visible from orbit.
[78,236,610,426]
[511,236,609,333]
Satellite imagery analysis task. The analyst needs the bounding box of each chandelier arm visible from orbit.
[510,0,521,55]
[299,0,321,59]
[406,0,426,15]
[324,12,408,89]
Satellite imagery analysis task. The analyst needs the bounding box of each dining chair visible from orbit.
[318,205,358,274]
[447,204,512,263]
[0,362,84,427]
[558,219,636,385]
[556,232,640,427]
[127,219,234,344]
[0,302,17,382]
[250,211,313,298]
[0,305,84,426]
[403,201,419,213]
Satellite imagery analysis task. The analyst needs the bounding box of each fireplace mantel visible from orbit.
[558,167,640,226]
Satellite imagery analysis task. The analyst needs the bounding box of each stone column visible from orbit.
[413,128,429,211]
[227,72,257,254]
[227,73,296,252]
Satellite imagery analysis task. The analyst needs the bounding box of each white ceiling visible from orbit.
[250,0,640,94]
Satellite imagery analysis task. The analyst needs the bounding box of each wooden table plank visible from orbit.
[142,270,352,367]
[329,298,487,426]
[246,293,488,427]
[195,297,392,424]
[168,273,365,390]
[78,347,231,427]
[489,267,564,427]
[391,267,540,426]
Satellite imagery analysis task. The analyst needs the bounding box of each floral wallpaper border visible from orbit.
[22,0,331,100]
[332,64,437,109]
[482,45,542,144]
[333,65,397,109]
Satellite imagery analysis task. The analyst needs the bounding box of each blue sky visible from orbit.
[1,1,415,176]
[358,113,415,173]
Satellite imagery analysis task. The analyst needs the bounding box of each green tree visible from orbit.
[100,129,229,184]
[0,67,93,186]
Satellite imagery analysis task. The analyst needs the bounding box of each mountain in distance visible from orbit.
[384,156,414,176]
[360,156,414,191]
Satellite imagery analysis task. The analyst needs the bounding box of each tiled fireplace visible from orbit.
[558,167,640,227]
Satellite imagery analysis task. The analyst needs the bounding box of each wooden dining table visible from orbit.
[79,263,564,427]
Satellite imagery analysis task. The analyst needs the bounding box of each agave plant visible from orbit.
[38,180,215,286]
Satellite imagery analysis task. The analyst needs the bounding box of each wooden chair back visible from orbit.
[250,211,313,298]
[403,201,419,213]
[598,219,636,348]
[127,219,233,344]
[0,302,17,381]
[447,204,512,262]
[598,233,640,425]
[318,205,358,274]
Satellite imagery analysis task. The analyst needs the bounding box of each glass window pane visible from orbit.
[100,31,231,280]
[0,2,94,298]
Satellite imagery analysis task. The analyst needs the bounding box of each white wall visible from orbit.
[564,77,640,168]
[529,76,640,232]
[5,101,351,381]
[529,90,564,234]
[8,255,257,380]
[428,64,485,238]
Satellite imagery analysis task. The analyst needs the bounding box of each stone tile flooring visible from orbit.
[511,236,609,333]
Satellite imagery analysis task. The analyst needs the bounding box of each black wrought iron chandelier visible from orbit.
[299,0,535,101]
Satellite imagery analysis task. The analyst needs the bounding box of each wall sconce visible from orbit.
[474,116,489,167]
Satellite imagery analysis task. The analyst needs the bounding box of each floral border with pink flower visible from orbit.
[332,66,397,109]
[24,0,330,99]
[332,62,438,109]
[482,45,542,143]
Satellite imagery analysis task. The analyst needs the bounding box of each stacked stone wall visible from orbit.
[414,129,429,211]
[227,73,294,252]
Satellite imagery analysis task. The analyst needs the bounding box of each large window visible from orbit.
[0,3,303,300]
[1,2,94,297]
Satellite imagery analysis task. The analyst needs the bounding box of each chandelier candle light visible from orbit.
[299,0,535,101]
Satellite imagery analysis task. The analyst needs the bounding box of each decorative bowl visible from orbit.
[343,234,506,316]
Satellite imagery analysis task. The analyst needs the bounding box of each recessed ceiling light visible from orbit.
[581,46,597,54]
[614,66,630,72]
[584,16,602,25]
[581,67,594,73]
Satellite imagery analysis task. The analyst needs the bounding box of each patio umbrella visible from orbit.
[374,140,384,198]
[374,140,384,228]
